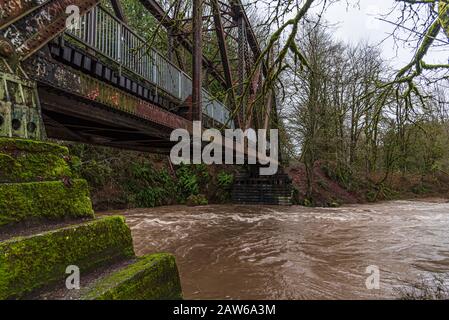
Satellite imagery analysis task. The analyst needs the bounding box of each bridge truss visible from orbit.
[0,0,275,153]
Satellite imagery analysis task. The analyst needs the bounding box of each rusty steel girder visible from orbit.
[25,55,193,133]
[0,0,99,60]
[230,0,262,63]
[138,0,227,88]
[191,0,203,122]
[0,0,48,28]
[137,0,266,129]
[211,0,234,95]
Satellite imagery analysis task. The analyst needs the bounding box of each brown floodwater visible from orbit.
[108,200,449,299]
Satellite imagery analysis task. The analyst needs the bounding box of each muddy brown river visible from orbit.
[110,200,449,299]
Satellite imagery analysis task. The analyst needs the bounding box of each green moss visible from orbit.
[0,216,135,299]
[439,2,449,38]
[0,138,68,154]
[0,138,72,183]
[83,253,182,300]
[0,179,94,227]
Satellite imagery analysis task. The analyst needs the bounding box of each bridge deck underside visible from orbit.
[39,86,176,153]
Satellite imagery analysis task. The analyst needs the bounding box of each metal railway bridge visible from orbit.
[0,0,277,154]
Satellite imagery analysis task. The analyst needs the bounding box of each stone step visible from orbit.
[233,187,292,192]
[0,179,94,228]
[0,138,184,300]
[231,168,293,205]
[0,218,92,243]
[0,216,134,299]
[232,191,292,196]
[232,197,292,202]
[83,253,182,300]
[232,190,293,195]
[0,138,73,183]
[232,195,292,199]
[33,253,182,300]
[232,199,292,203]
[233,198,292,202]
[232,187,293,205]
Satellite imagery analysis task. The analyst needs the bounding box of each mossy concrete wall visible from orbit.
[83,253,183,300]
[0,216,135,299]
[0,138,72,183]
[0,138,184,301]
[0,179,94,227]
[0,138,93,227]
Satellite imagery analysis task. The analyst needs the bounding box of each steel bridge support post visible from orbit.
[237,16,247,128]
[192,0,203,122]
[0,56,45,140]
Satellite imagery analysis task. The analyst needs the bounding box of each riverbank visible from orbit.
[64,143,449,210]
[287,162,449,207]
[65,143,236,211]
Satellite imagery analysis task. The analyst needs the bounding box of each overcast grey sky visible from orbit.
[319,0,448,69]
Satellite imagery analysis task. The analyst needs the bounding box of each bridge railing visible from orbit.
[67,5,234,128]
[202,89,234,128]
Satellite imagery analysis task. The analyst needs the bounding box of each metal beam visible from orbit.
[192,0,203,122]
[27,54,193,133]
[138,0,227,88]
[42,114,87,142]
[230,0,261,60]
[211,0,234,93]
[236,14,246,127]
[110,0,128,23]
[1,0,100,60]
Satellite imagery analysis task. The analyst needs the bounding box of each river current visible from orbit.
[106,200,449,299]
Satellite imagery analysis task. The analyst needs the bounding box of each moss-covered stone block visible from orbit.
[0,216,135,299]
[83,253,182,300]
[0,179,94,227]
[0,138,72,183]
[0,138,69,156]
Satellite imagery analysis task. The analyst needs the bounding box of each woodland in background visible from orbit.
[280,24,449,206]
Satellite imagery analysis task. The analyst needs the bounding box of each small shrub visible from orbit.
[411,183,430,195]
[126,163,177,208]
[68,155,82,178]
[176,164,200,201]
[291,187,300,205]
[217,171,234,189]
[303,198,313,207]
[215,171,234,203]
[329,201,341,207]
[194,163,210,185]
[134,187,165,208]
[186,194,208,206]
